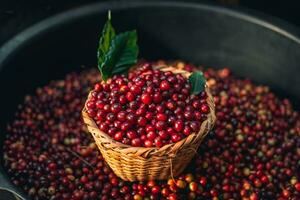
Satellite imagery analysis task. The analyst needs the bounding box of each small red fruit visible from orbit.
[161,188,170,197]
[199,177,207,186]
[160,80,170,91]
[151,186,160,194]
[295,183,300,192]
[200,104,209,113]
[189,182,198,192]
[168,193,178,200]
[174,120,183,132]
[144,140,153,148]
[114,131,123,141]
[126,92,135,101]
[141,93,152,104]
[176,180,187,189]
[131,138,142,147]
[157,113,167,121]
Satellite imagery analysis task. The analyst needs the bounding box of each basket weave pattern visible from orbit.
[82,65,216,181]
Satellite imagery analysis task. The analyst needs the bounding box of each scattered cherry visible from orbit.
[3,61,300,200]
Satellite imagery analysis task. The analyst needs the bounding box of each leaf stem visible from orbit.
[108,10,111,20]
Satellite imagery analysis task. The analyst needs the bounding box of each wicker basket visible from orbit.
[82,65,216,181]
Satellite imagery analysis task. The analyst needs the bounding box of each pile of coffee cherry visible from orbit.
[85,64,209,147]
[3,61,300,200]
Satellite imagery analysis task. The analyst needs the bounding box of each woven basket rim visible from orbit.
[82,66,216,158]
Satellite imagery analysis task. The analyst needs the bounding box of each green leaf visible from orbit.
[101,30,138,81]
[96,11,139,81]
[188,71,206,95]
[97,16,116,73]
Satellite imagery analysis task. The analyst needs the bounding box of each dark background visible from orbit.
[0,0,300,46]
